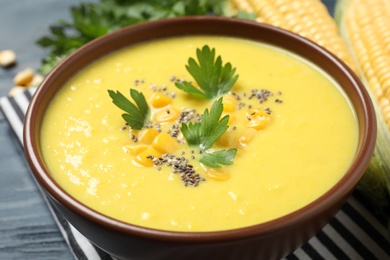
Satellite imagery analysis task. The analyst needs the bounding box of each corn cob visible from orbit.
[337,0,390,129]
[335,0,390,226]
[230,0,358,74]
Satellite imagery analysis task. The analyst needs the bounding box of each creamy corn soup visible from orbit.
[41,36,358,232]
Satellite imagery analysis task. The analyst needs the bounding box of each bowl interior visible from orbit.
[23,17,376,242]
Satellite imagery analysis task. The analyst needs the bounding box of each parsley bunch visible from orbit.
[36,0,231,75]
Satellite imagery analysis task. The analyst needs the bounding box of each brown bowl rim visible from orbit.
[23,16,377,243]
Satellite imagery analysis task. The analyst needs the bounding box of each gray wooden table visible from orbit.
[0,1,337,259]
[0,1,78,259]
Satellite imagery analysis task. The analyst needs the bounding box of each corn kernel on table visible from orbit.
[1,1,389,259]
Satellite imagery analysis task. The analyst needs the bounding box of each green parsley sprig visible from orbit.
[175,45,239,100]
[200,149,237,168]
[181,98,237,167]
[108,88,149,130]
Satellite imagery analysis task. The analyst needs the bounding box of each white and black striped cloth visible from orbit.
[1,88,390,260]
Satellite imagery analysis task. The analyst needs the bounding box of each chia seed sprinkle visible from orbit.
[168,124,180,138]
[145,121,154,129]
[248,89,274,104]
[177,109,196,124]
[133,79,144,86]
[147,153,205,187]
[131,134,138,142]
[229,91,241,101]
[237,102,246,110]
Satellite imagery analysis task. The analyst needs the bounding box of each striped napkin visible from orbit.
[1,88,390,260]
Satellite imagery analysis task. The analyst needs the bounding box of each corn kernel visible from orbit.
[13,68,34,86]
[246,108,271,130]
[153,106,180,123]
[218,130,240,148]
[247,116,271,130]
[134,148,161,167]
[8,86,24,97]
[152,132,181,154]
[123,144,148,156]
[246,108,269,117]
[204,167,231,181]
[149,93,172,108]
[223,113,236,124]
[223,99,236,113]
[0,50,16,67]
[31,74,44,87]
[239,128,258,147]
[138,128,160,144]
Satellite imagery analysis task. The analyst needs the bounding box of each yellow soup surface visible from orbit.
[41,36,358,232]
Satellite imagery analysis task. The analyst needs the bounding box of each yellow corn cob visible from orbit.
[335,0,390,222]
[230,0,357,73]
[341,0,390,129]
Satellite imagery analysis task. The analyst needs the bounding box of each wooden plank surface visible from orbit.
[0,1,79,259]
[0,1,336,259]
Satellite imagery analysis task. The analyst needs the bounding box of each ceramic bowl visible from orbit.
[24,17,376,260]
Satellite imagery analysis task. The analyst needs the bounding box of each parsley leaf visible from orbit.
[200,149,237,168]
[175,45,239,100]
[108,89,149,130]
[181,98,237,168]
[181,98,229,150]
